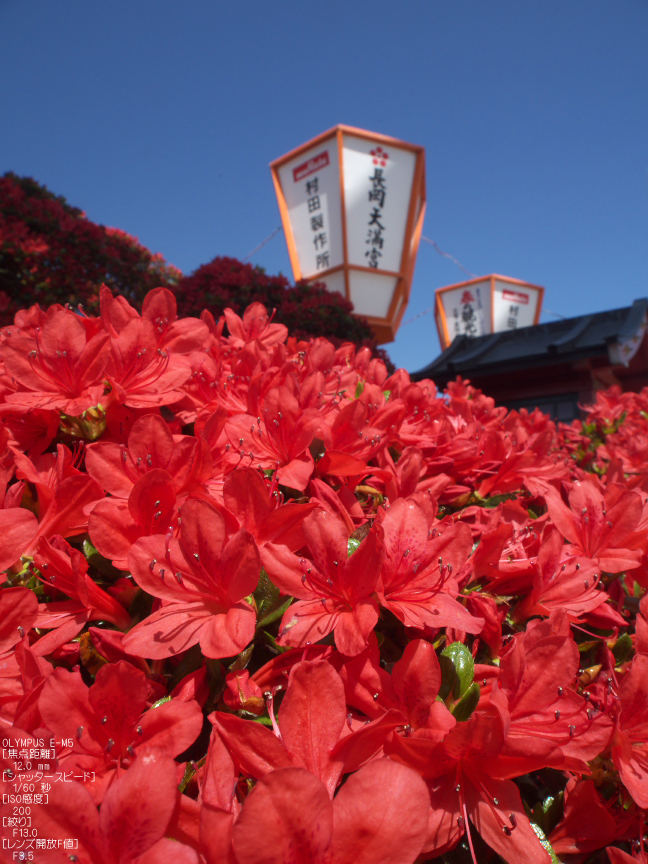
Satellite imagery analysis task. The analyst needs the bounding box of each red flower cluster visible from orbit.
[172,256,391,368]
[0,173,181,326]
[1,287,647,863]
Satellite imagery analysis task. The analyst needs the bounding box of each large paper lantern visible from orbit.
[270,125,426,344]
[435,275,544,349]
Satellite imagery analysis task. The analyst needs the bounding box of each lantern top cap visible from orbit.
[270,124,425,169]
[435,274,545,294]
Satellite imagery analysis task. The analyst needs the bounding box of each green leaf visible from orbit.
[531,823,562,864]
[612,632,634,666]
[253,568,280,620]
[262,631,292,654]
[82,539,126,580]
[151,696,172,709]
[475,492,521,509]
[451,682,480,721]
[178,761,196,793]
[348,522,371,556]
[257,596,293,630]
[348,536,361,556]
[355,380,365,398]
[439,642,475,700]
[228,642,255,672]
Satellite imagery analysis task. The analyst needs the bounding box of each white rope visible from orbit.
[241,226,283,263]
[420,236,477,278]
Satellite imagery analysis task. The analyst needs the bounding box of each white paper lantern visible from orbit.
[435,275,544,349]
[271,125,426,344]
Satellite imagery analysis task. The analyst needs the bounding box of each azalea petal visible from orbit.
[85,441,137,497]
[333,600,380,657]
[89,660,148,736]
[332,759,429,864]
[89,499,142,569]
[279,659,347,795]
[223,467,272,535]
[128,413,176,469]
[220,528,261,603]
[391,639,442,729]
[128,468,176,531]
[0,507,38,570]
[100,750,178,862]
[27,776,103,862]
[0,587,38,652]
[123,602,212,659]
[303,508,351,581]
[210,711,295,779]
[200,805,237,864]
[178,497,227,574]
[261,542,312,598]
[276,451,315,491]
[133,837,201,864]
[464,771,551,864]
[198,603,256,659]
[548,779,616,856]
[39,667,104,757]
[232,768,333,864]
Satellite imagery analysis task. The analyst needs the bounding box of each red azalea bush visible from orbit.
[0,173,181,325]
[0,174,390,366]
[0,286,647,864]
[173,255,392,370]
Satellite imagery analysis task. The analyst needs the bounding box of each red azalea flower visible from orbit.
[386,688,552,863]
[223,385,320,491]
[206,760,430,864]
[515,526,626,626]
[101,284,209,354]
[340,637,457,742]
[542,477,646,573]
[497,612,614,773]
[0,404,59,456]
[548,778,617,857]
[105,317,191,408]
[211,658,349,796]
[0,587,38,653]
[2,309,109,415]
[0,479,38,574]
[38,660,203,803]
[86,412,210,500]
[263,509,382,656]
[26,748,199,863]
[30,535,131,655]
[611,654,648,808]
[376,497,484,633]
[223,302,288,351]
[223,466,318,550]
[124,497,260,659]
[607,847,648,864]
[89,467,178,569]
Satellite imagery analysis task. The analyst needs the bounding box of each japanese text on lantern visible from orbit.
[502,289,528,331]
[458,290,478,337]
[366,146,388,268]
[293,150,330,272]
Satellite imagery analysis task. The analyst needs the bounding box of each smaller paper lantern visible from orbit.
[435,275,544,350]
[271,125,426,344]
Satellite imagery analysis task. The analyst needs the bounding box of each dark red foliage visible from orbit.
[0,173,180,325]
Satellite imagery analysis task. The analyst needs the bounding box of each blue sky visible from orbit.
[1,0,647,373]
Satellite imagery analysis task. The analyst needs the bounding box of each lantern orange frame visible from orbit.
[434,274,545,350]
[270,124,426,344]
